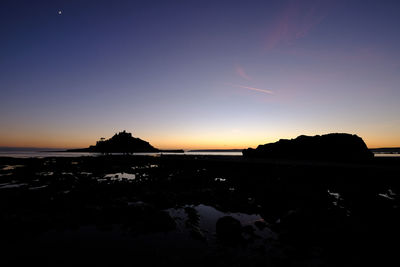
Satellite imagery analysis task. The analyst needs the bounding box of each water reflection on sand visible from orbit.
[169,204,277,241]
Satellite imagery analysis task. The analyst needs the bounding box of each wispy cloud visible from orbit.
[265,0,329,50]
[235,64,252,80]
[233,84,274,95]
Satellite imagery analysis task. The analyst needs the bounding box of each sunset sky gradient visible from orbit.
[1,0,400,149]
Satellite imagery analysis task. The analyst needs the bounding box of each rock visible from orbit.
[184,206,200,227]
[216,216,242,242]
[124,204,176,233]
[242,225,255,235]
[189,226,207,241]
[254,220,267,230]
[242,225,258,241]
[243,133,373,161]
[149,210,176,232]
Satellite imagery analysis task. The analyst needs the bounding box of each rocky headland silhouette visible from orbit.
[243,133,373,161]
[68,131,159,153]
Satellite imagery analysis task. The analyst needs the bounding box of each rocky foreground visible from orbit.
[0,155,399,266]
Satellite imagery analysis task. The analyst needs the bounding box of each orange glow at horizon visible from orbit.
[0,132,399,150]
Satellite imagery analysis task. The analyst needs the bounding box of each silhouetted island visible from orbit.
[243,133,373,161]
[1,140,399,266]
[68,131,160,153]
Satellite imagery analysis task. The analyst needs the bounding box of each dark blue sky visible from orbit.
[1,0,400,148]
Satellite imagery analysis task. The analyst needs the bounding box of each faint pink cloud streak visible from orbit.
[265,0,328,50]
[234,84,274,95]
[235,64,252,80]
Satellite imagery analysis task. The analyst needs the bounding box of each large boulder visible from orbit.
[242,133,373,161]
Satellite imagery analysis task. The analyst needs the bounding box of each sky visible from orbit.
[1,0,400,149]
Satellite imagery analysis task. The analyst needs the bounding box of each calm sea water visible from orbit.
[0,150,243,158]
[0,149,397,158]
[373,153,400,157]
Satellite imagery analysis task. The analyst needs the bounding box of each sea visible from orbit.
[0,148,397,158]
[0,149,243,158]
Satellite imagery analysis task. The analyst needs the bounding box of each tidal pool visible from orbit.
[168,204,277,241]
[104,172,136,181]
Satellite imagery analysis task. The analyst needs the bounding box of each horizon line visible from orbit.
[1,145,400,150]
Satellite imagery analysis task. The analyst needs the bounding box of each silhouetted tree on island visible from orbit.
[68,131,159,154]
